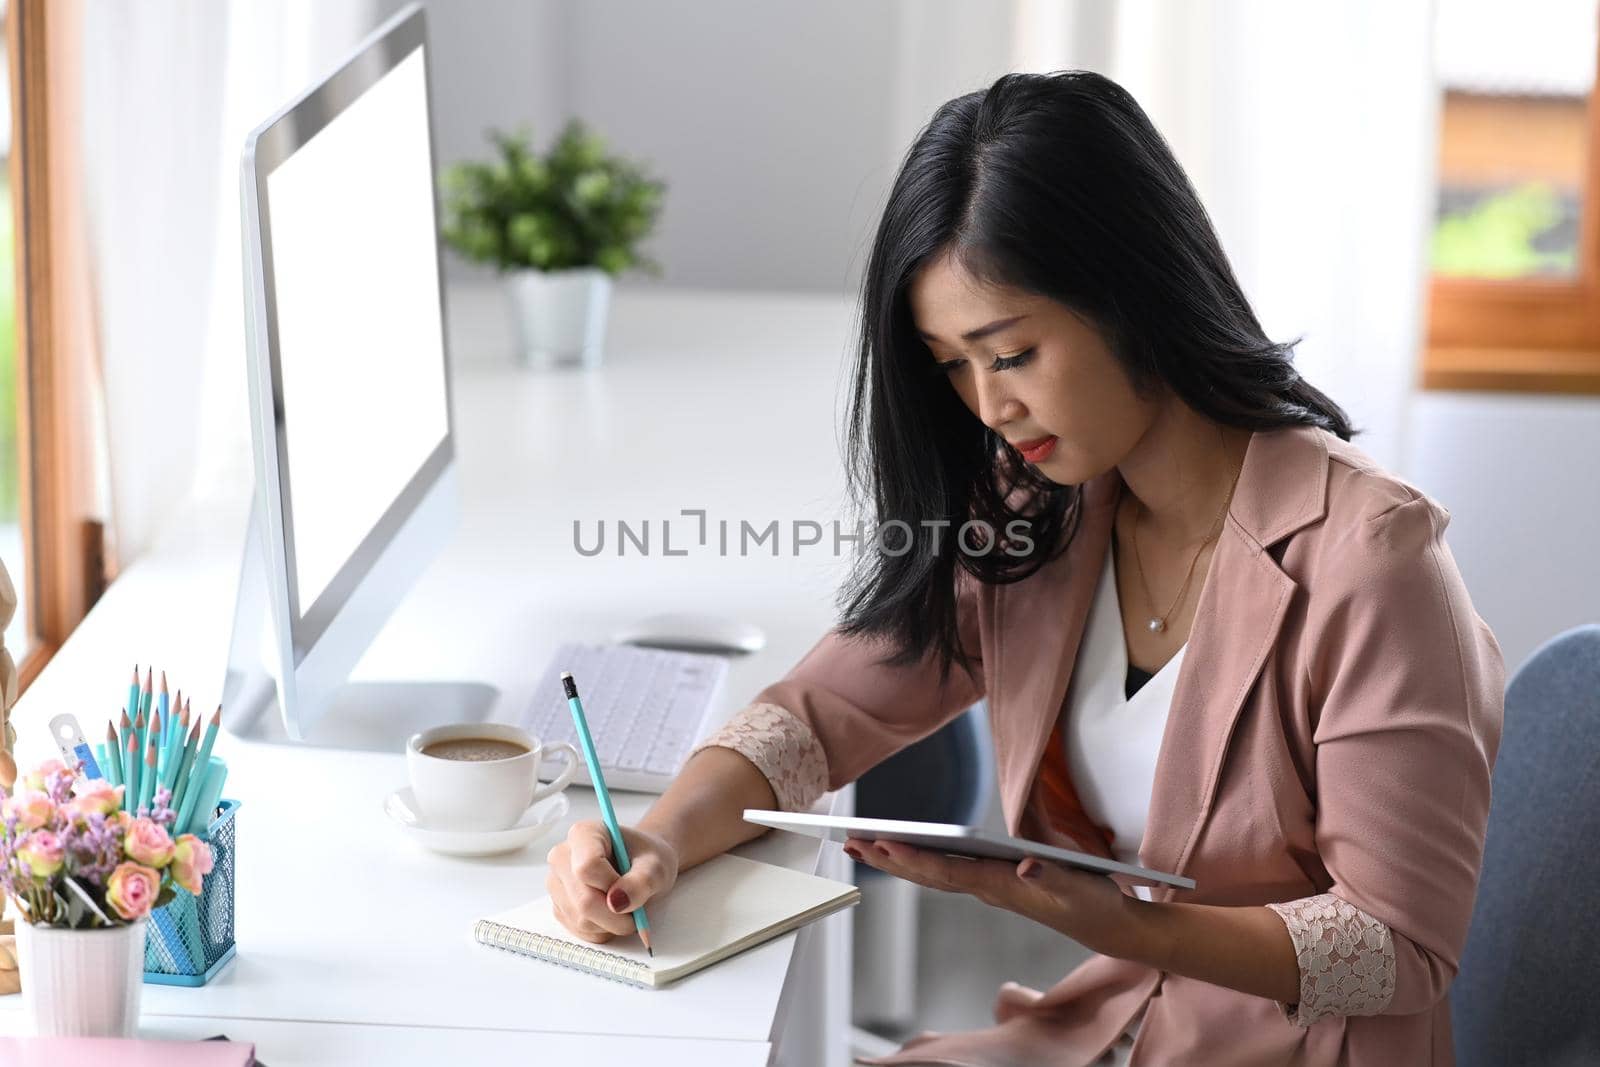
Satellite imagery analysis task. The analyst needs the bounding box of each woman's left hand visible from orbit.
[845,836,1147,960]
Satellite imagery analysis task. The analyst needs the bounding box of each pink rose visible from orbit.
[4,790,56,831]
[105,862,160,920]
[69,779,125,818]
[170,834,215,895]
[123,817,175,868]
[16,831,64,879]
[22,760,67,792]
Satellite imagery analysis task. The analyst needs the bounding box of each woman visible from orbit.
[545,70,1503,1066]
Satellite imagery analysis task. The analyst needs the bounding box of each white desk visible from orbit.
[2,286,864,1065]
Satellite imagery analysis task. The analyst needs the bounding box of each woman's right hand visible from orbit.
[546,820,681,944]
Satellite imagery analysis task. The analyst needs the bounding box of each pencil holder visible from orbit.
[142,798,240,986]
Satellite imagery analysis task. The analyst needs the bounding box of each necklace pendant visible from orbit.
[1147,617,1166,633]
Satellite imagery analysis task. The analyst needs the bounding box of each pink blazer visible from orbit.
[695,424,1505,1067]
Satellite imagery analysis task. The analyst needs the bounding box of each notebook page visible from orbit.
[479,851,859,984]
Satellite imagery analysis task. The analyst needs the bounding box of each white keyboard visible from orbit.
[524,642,729,793]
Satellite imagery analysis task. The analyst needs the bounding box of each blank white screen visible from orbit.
[265,47,449,616]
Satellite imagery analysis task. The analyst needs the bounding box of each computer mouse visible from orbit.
[613,613,767,655]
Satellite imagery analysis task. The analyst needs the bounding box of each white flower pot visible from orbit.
[16,918,146,1037]
[502,266,613,369]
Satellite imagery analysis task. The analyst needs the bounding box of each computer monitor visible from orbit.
[225,3,493,747]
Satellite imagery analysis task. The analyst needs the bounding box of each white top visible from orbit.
[1065,545,1187,903]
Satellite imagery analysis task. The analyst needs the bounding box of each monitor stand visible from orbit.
[228,678,498,751]
[222,492,498,753]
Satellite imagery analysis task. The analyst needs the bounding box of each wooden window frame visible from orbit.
[1423,34,1600,394]
[7,0,106,695]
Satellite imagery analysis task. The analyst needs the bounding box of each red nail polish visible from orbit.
[844,846,863,861]
[608,887,630,912]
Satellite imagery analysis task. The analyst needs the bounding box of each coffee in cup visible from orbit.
[406,722,578,831]
[420,736,529,762]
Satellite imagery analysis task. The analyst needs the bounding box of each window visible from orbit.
[0,0,18,665]
[1423,0,1600,393]
[4,0,108,695]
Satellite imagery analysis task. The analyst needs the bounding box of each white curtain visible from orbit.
[80,0,380,566]
[1016,0,1441,470]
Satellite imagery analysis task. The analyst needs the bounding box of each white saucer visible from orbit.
[384,787,570,857]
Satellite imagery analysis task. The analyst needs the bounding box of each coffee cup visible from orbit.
[405,723,578,831]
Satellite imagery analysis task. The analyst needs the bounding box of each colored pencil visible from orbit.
[173,707,220,828]
[104,722,123,789]
[562,671,652,956]
[164,688,186,775]
[161,702,188,792]
[124,733,140,813]
[137,669,152,746]
[169,720,200,802]
[138,739,157,813]
[126,666,140,723]
[179,758,227,837]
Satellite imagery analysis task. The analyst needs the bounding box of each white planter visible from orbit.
[502,267,613,369]
[16,918,146,1037]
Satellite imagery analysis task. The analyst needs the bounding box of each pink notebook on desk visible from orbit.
[0,1036,254,1066]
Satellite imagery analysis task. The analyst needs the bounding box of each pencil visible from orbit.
[124,733,140,814]
[169,721,202,818]
[133,708,147,799]
[104,721,123,789]
[162,701,190,792]
[118,710,134,809]
[138,739,157,813]
[561,671,652,957]
[126,665,140,724]
[150,707,163,781]
[165,689,186,774]
[173,706,221,833]
[157,672,170,743]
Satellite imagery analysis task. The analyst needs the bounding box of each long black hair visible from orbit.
[836,69,1356,683]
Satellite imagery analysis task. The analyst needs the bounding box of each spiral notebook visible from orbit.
[473,851,860,989]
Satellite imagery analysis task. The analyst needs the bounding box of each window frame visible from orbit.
[7,0,107,694]
[1422,31,1600,394]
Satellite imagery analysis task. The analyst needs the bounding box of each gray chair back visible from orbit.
[1453,624,1600,1066]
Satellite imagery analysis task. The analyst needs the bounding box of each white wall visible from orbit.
[1404,394,1600,674]
[408,0,1600,671]
[411,0,1016,294]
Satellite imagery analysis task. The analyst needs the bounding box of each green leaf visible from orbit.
[443,122,665,274]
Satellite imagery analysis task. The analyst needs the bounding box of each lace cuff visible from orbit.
[1265,892,1396,1027]
[689,702,830,812]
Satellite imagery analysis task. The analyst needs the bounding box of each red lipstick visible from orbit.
[1014,435,1057,463]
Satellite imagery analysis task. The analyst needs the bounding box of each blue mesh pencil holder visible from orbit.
[143,798,240,986]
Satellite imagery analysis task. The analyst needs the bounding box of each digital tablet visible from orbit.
[743,810,1196,890]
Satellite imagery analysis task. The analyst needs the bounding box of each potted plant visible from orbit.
[1,760,215,1036]
[441,119,667,369]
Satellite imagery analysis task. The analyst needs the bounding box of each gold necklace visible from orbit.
[1128,458,1243,633]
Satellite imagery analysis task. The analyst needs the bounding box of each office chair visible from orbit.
[849,700,994,1033]
[1452,623,1600,1067]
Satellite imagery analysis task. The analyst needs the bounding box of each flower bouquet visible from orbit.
[0,759,214,1036]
